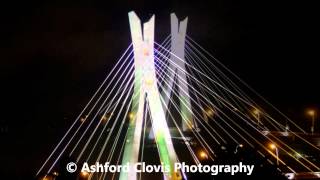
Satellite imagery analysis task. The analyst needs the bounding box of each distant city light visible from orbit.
[199,150,208,159]
[253,108,260,115]
[80,171,89,178]
[295,152,303,159]
[205,108,214,118]
[269,143,276,150]
[52,171,59,176]
[307,110,315,116]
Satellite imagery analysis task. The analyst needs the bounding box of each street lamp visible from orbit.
[269,143,279,166]
[205,108,214,118]
[307,110,316,135]
[52,171,59,176]
[199,150,208,160]
[253,108,260,126]
[234,144,243,154]
[80,171,89,179]
[41,176,49,180]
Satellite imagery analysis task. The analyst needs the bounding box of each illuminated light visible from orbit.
[199,150,208,159]
[52,171,59,176]
[307,110,315,116]
[80,115,88,122]
[253,108,260,115]
[295,152,302,159]
[80,171,89,178]
[80,117,85,122]
[101,115,108,122]
[41,175,55,180]
[252,108,261,125]
[282,131,289,136]
[285,173,295,180]
[128,112,135,120]
[101,113,112,123]
[143,47,149,56]
[306,109,316,135]
[145,78,154,86]
[41,176,49,180]
[205,108,214,117]
[268,143,279,165]
[234,144,244,154]
[269,143,276,150]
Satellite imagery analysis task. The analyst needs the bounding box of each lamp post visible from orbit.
[253,109,260,126]
[307,110,316,135]
[269,143,279,166]
[234,144,243,154]
[199,150,208,160]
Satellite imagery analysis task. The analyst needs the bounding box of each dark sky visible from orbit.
[0,0,319,178]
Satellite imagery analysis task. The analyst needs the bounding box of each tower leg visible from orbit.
[170,13,194,131]
[120,11,181,180]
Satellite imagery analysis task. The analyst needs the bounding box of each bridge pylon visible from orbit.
[119,11,182,180]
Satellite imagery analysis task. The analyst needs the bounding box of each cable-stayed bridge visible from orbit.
[36,11,320,180]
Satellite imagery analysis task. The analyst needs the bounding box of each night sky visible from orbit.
[0,0,319,178]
